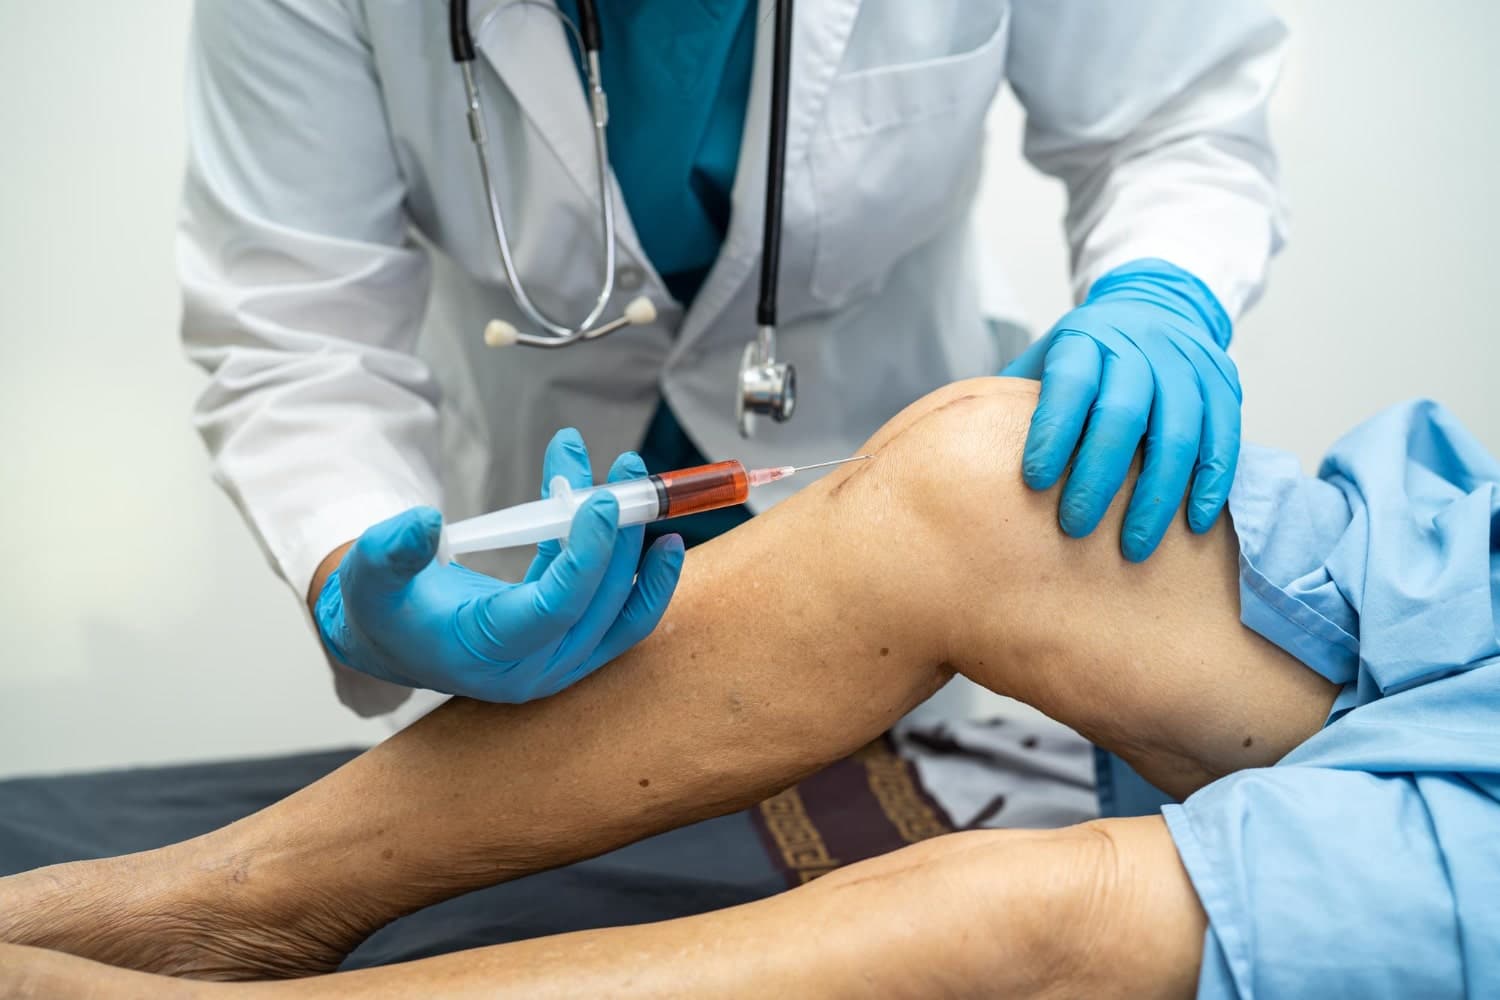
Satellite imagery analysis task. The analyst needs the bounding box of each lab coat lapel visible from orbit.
[675,0,862,353]
[472,1,647,265]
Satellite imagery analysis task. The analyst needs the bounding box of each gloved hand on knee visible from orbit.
[1002,258,1242,562]
[313,429,685,702]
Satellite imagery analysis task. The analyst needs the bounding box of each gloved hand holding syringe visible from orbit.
[315,429,871,707]
[440,454,872,561]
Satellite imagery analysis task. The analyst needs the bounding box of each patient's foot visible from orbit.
[0,839,374,981]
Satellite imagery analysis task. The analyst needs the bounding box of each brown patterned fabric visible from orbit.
[750,736,955,887]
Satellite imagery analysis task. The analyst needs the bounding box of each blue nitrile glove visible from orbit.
[314,429,685,702]
[1002,258,1242,562]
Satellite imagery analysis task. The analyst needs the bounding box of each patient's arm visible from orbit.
[0,378,1335,993]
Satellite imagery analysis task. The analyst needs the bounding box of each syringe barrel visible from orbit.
[654,460,749,517]
[440,460,751,558]
[443,476,663,556]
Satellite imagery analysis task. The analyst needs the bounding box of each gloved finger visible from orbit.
[527,491,621,623]
[603,450,649,561]
[311,567,360,664]
[999,332,1055,380]
[550,452,650,667]
[459,492,621,663]
[560,533,686,691]
[1059,348,1153,539]
[1187,374,1243,533]
[341,506,443,603]
[525,429,596,584]
[1120,349,1203,562]
[1180,333,1244,404]
[1021,332,1104,490]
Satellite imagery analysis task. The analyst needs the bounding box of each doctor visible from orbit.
[181,1,1285,717]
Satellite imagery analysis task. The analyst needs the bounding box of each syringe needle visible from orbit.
[745,454,875,489]
[790,455,873,474]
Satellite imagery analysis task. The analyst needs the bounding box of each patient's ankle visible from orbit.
[0,837,373,980]
[0,851,203,974]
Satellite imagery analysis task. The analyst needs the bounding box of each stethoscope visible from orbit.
[449,0,798,438]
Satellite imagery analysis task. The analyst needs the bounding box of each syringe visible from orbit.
[440,455,872,559]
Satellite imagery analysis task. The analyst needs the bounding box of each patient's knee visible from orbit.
[1056,818,1206,996]
[901,818,1203,997]
[870,378,1042,551]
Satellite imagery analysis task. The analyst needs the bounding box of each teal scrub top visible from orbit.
[555,0,756,306]
[555,0,757,546]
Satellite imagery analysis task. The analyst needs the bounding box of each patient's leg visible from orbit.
[0,817,1203,999]
[0,378,1335,981]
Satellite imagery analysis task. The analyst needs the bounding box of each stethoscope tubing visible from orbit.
[449,0,797,430]
[451,0,618,344]
[451,0,602,60]
[757,0,793,331]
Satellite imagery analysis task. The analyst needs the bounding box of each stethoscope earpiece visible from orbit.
[482,296,656,351]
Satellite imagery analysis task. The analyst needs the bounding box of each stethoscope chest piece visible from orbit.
[737,327,797,437]
[738,0,798,438]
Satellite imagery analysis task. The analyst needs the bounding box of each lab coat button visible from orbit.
[616,266,644,291]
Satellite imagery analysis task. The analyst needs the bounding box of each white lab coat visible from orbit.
[180,0,1287,717]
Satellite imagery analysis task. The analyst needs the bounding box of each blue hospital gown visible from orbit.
[1160,400,1500,998]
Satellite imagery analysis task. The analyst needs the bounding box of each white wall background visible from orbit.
[977,1,1500,464]
[0,1,392,777]
[1,2,1495,778]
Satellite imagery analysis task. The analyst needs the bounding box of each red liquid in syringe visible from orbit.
[648,457,867,518]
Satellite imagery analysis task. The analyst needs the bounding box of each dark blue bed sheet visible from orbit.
[0,749,785,970]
